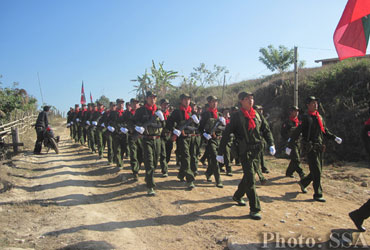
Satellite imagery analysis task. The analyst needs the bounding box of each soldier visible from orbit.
[134,91,165,195]
[66,107,74,139]
[72,104,80,143]
[123,102,132,159]
[33,106,51,154]
[281,106,305,179]
[77,103,87,145]
[219,108,233,176]
[159,98,171,177]
[93,102,105,159]
[167,94,200,189]
[84,103,96,153]
[108,99,126,168]
[286,96,342,202]
[190,102,201,177]
[217,92,275,220]
[125,98,144,180]
[254,105,269,174]
[199,96,226,188]
[349,199,369,232]
[102,102,116,164]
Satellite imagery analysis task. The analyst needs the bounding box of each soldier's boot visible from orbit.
[232,196,246,206]
[298,181,308,193]
[349,210,366,232]
[226,166,233,176]
[250,211,262,220]
[147,188,155,196]
[187,181,195,190]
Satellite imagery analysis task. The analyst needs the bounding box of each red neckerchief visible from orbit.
[99,108,104,114]
[75,110,79,114]
[163,110,170,120]
[289,116,300,127]
[81,108,87,115]
[208,107,218,119]
[130,109,136,115]
[308,111,325,133]
[145,103,157,115]
[365,117,370,125]
[240,107,256,130]
[180,105,192,120]
[226,118,230,125]
[117,108,124,117]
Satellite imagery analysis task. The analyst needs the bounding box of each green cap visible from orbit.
[180,93,191,99]
[130,98,139,103]
[160,98,169,105]
[146,91,157,97]
[207,95,218,102]
[305,96,319,104]
[291,105,299,110]
[116,98,124,103]
[238,92,253,100]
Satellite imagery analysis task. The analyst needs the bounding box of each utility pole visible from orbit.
[221,73,227,107]
[37,72,45,105]
[294,46,298,107]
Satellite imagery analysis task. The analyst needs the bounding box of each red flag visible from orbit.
[80,81,86,104]
[334,0,370,60]
[90,91,93,103]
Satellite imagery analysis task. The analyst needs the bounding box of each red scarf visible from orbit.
[130,109,136,115]
[163,110,170,120]
[308,111,325,133]
[145,103,157,115]
[240,107,256,130]
[117,108,124,117]
[75,110,79,114]
[226,118,230,125]
[180,105,192,120]
[208,107,218,119]
[289,116,300,127]
[99,108,104,114]
[81,108,87,115]
[365,117,370,125]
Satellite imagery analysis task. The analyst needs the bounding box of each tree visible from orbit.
[258,45,295,74]
[131,70,152,101]
[150,60,179,97]
[95,95,110,108]
[190,63,229,87]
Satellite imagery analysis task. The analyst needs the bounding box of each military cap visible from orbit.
[88,103,93,106]
[130,98,139,103]
[207,95,218,102]
[231,106,239,111]
[75,104,79,107]
[160,98,169,105]
[91,103,96,107]
[109,101,116,106]
[238,92,253,100]
[96,102,103,106]
[254,105,263,110]
[43,105,51,112]
[116,98,124,103]
[290,105,299,111]
[305,96,319,104]
[82,103,87,107]
[146,91,157,97]
[180,93,191,99]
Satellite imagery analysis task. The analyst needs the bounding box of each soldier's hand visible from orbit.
[216,155,224,164]
[120,127,128,134]
[155,110,165,121]
[173,129,181,137]
[135,126,145,134]
[107,126,115,133]
[203,133,212,140]
[191,114,200,124]
[269,146,276,155]
[66,123,70,128]
[101,123,105,128]
[285,147,292,155]
[335,137,342,144]
[92,121,98,126]
[218,117,226,126]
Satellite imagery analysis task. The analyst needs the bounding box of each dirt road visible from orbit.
[0,122,369,249]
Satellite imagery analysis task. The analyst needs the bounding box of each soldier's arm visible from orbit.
[288,122,303,148]
[322,117,337,140]
[218,114,236,155]
[260,114,274,146]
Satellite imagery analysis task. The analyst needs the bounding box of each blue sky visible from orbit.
[0,0,349,113]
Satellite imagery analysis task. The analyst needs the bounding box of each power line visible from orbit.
[37,72,45,105]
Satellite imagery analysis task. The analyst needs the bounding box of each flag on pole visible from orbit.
[80,81,86,105]
[90,91,93,103]
[334,0,370,60]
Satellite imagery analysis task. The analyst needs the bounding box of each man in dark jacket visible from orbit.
[33,106,50,154]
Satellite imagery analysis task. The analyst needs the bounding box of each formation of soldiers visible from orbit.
[65,91,353,221]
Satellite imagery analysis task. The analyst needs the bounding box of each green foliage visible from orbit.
[0,78,38,122]
[131,70,152,101]
[95,95,110,108]
[190,63,229,87]
[259,45,295,74]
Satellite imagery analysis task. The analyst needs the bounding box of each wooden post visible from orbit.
[11,128,20,153]
[294,46,299,107]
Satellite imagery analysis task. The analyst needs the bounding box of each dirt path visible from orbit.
[0,122,369,250]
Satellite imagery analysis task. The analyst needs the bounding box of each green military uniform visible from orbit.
[84,104,96,153]
[167,95,198,187]
[77,104,87,145]
[190,110,201,176]
[125,99,144,179]
[67,108,73,139]
[199,96,225,187]
[71,106,80,143]
[219,92,274,217]
[109,99,126,168]
[289,96,339,201]
[281,106,305,179]
[102,104,115,164]
[134,92,164,193]
[159,99,171,177]
[92,104,105,158]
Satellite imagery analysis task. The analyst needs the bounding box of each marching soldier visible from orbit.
[84,103,96,153]
[123,102,132,159]
[159,98,171,177]
[167,94,200,189]
[199,96,226,188]
[67,107,74,139]
[190,102,201,177]
[281,105,305,179]
[349,199,369,232]
[219,108,233,176]
[102,102,116,164]
[217,92,275,220]
[287,96,342,202]
[77,103,87,145]
[134,91,165,195]
[72,104,80,143]
[92,102,105,158]
[108,99,126,168]
[254,105,269,174]
[125,98,144,180]
[33,105,51,154]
